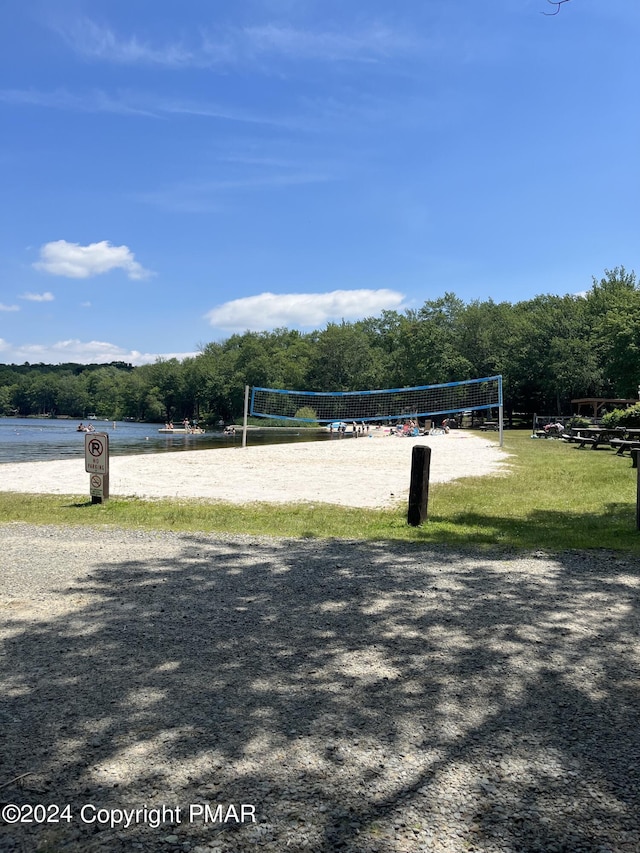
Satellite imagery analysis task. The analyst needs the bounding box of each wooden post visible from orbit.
[636,459,640,531]
[408,445,431,526]
[242,385,249,448]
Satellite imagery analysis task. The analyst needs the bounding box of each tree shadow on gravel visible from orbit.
[1,533,639,852]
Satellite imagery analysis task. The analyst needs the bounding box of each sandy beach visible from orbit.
[0,431,508,507]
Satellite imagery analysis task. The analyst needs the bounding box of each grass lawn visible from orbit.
[1,431,639,552]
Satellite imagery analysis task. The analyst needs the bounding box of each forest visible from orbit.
[1,268,638,425]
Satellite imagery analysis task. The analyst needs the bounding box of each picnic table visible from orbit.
[479,421,499,431]
[563,425,640,458]
[564,426,623,449]
[609,427,640,456]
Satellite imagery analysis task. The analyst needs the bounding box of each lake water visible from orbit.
[0,418,332,464]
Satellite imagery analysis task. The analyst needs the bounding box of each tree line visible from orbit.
[1,268,637,424]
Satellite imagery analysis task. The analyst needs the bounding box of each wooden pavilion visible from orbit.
[571,398,638,419]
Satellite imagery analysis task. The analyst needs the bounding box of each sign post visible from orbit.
[637,457,640,531]
[85,433,109,503]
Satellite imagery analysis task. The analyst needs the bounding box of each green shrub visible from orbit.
[294,406,319,427]
[602,409,623,428]
[603,402,640,429]
[566,416,592,429]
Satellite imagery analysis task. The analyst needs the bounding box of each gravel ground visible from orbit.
[1,523,639,853]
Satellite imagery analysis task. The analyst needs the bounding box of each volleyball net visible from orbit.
[247,375,503,443]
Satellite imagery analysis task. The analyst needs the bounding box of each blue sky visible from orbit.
[0,0,638,365]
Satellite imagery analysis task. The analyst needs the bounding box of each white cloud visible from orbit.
[20,291,55,302]
[0,303,20,312]
[34,240,153,280]
[205,288,405,331]
[0,87,157,118]
[0,338,197,366]
[242,23,413,62]
[0,87,419,137]
[56,18,417,67]
[0,88,302,130]
[138,170,333,212]
[59,19,194,66]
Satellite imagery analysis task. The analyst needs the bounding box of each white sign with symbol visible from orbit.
[85,433,109,474]
[90,474,104,497]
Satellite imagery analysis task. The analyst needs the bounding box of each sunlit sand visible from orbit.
[0,431,509,508]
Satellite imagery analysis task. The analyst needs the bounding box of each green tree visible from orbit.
[586,268,640,397]
[28,374,59,416]
[0,384,17,415]
[384,295,473,388]
[145,359,186,421]
[259,329,314,390]
[306,322,388,392]
[55,374,89,417]
[498,292,603,415]
[196,342,241,423]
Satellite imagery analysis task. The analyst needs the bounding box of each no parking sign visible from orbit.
[85,433,109,501]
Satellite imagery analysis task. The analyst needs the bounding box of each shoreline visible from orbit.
[0,431,509,508]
